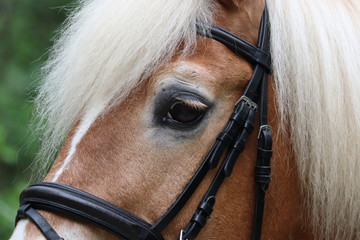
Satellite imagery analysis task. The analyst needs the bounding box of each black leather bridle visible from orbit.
[16,3,272,240]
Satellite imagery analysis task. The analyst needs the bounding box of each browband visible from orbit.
[200,25,271,72]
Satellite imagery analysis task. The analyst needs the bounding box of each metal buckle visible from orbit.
[258,125,272,139]
[179,230,188,240]
[236,95,258,109]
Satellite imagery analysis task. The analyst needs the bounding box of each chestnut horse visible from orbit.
[10,0,360,239]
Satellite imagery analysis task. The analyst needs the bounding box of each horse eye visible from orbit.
[166,100,207,124]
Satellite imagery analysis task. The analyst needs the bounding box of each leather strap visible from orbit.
[198,26,271,72]
[251,4,272,240]
[152,95,255,233]
[17,182,163,240]
[179,3,272,240]
[181,103,258,240]
[16,204,63,240]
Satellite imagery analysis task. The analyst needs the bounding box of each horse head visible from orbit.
[11,0,360,239]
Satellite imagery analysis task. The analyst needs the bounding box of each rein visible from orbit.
[16,4,272,240]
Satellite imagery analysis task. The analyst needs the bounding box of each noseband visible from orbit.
[16,4,272,240]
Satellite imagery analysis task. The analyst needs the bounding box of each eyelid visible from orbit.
[174,97,208,111]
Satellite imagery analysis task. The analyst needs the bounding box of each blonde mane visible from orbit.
[33,0,214,179]
[268,0,360,239]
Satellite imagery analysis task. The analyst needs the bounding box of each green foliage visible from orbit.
[0,0,72,238]
[0,180,29,238]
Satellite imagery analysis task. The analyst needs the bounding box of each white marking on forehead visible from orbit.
[52,104,105,181]
[10,219,30,240]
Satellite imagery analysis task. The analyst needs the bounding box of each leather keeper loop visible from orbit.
[244,119,255,133]
[255,166,271,175]
[255,175,271,184]
[217,131,233,144]
[233,136,246,152]
[230,110,248,126]
[191,214,207,228]
[198,197,215,216]
[257,147,272,159]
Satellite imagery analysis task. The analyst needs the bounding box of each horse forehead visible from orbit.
[156,45,253,95]
[215,0,265,45]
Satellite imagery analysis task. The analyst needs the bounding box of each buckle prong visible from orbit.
[258,125,272,139]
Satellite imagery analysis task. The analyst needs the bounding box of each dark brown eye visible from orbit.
[167,100,207,123]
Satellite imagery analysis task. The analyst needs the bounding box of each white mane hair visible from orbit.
[33,0,214,179]
[268,0,360,239]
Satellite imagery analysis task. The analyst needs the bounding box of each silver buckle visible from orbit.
[179,230,188,240]
[258,125,272,139]
[236,95,258,109]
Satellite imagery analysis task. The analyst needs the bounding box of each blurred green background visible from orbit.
[0,0,72,238]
